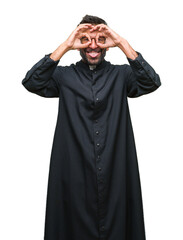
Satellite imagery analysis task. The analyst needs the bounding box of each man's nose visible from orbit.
[89,38,98,49]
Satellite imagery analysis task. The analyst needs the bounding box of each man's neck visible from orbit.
[89,65,96,70]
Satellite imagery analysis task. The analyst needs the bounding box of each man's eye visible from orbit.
[80,37,89,44]
[98,37,106,44]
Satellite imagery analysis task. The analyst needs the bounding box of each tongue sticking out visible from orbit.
[88,52,100,58]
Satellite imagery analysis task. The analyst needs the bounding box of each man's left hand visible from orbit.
[90,24,123,48]
[90,24,138,60]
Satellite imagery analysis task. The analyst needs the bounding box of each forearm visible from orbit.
[118,38,138,60]
[50,41,70,61]
[22,55,60,97]
[126,52,161,97]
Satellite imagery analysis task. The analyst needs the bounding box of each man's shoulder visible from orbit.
[108,62,129,71]
[56,63,75,72]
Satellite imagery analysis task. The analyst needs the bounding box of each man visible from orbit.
[22,15,161,240]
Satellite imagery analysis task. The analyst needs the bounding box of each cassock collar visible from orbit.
[76,59,110,72]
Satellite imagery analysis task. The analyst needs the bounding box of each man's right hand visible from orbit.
[66,24,93,50]
[50,24,93,61]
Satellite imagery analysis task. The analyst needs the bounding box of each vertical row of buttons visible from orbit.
[94,96,102,171]
[91,72,106,239]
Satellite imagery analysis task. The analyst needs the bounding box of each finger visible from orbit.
[99,26,108,31]
[78,23,93,28]
[79,32,91,41]
[80,42,91,48]
[89,24,100,32]
[96,42,108,49]
[90,28,96,32]
[92,24,105,28]
[91,26,109,34]
[76,27,90,33]
[76,24,93,33]
[79,40,92,48]
[92,24,108,31]
[77,24,93,29]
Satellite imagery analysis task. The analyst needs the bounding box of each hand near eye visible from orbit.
[91,24,138,60]
[91,24,122,48]
[50,24,93,61]
[66,24,92,50]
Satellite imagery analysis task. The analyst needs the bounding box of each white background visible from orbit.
[0,0,183,239]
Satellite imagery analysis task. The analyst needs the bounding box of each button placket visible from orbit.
[91,75,106,238]
[95,139,105,237]
[101,225,105,231]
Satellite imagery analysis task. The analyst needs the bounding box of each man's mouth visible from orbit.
[87,52,100,58]
[85,48,101,58]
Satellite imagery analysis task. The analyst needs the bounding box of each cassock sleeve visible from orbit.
[22,54,60,97]
[125,52,161,98]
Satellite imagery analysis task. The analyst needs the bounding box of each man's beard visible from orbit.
[80,48,107,66]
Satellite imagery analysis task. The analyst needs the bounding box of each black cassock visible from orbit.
[22,52,161,240]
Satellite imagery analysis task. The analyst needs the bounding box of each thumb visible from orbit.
[80,41,91,48]
[96,42,107,48]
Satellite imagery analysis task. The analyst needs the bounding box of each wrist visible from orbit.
[61,41,71,52]
[117,38,138,60]
[50,41,70,61]
[117,38,129,50]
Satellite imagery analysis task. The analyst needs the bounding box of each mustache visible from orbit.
[85,48,101,53]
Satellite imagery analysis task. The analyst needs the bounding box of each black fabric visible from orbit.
[22,52,161,240]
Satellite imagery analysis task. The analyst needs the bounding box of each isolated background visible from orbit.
[0,0,183,239]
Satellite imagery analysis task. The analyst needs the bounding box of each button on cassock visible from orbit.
[100,226,105,231]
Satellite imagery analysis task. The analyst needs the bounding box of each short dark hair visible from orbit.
[78,15,107,26]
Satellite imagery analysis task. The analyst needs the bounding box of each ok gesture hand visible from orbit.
[90,24,122,48]
[66,24,93,50]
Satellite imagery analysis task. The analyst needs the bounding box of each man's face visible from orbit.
[79,28,108,66]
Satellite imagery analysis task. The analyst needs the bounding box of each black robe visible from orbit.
[22,52,161,240]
